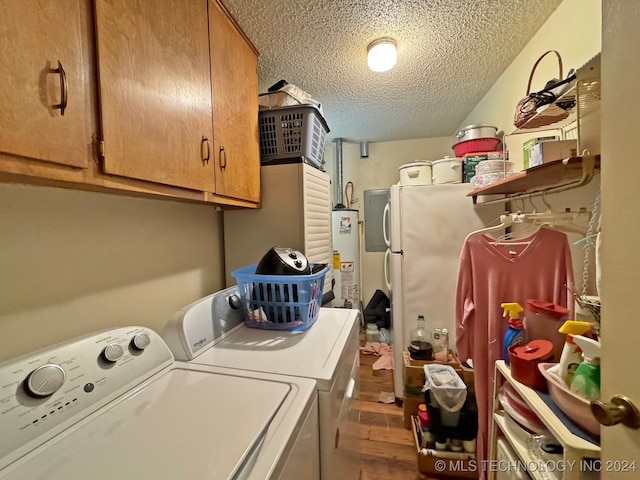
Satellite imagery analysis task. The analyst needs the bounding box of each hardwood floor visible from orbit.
[353,350,424,479]
[345,349,439,480]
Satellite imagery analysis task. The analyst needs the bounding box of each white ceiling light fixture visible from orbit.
[367,37,397,72]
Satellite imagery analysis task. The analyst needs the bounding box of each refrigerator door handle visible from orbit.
[383,248,392,291]
[382,202,391,248]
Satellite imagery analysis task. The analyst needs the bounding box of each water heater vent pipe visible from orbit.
[333,138,344,207]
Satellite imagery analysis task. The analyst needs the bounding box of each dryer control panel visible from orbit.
[162,285,244,361]
[0,327,173,470]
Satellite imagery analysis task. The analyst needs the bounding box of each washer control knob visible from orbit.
[131,333,151,351]
[26,364,66,397]
[102,343,124,363]
[228,294,241,309]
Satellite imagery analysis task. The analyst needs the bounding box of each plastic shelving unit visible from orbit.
[489,360,601,480]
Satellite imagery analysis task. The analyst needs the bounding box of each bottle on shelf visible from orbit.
[549,320,593,386]
[501,302,526,366]
[408,315,433,360]
[570,335,601,401]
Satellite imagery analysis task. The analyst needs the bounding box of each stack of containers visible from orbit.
[451,124,514,187]
[469,153,514,188]
[258,82,329,170]
[422,364,478,453]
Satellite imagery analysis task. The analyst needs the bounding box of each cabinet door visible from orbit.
[94,0,214,192]
[208,0,260,202]
[0,0,91,168]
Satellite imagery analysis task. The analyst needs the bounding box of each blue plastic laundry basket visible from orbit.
[231,263,329,332]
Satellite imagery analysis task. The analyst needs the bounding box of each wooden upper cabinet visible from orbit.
[0,0,91,168]
[208,0,260,203]
[94,0,215,192]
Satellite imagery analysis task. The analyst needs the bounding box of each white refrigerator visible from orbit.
[383,183,503,399]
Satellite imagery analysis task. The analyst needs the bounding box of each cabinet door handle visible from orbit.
[53,60,68,116]
[219,146,227,170]
[201,137,210,164]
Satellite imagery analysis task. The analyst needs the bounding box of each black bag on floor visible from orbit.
[363,289,390,329]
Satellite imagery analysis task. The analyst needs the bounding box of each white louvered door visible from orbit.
[223,162,333,296]
[302,163,333,295]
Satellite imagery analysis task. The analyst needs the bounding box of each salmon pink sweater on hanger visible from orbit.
[455,227,574,477]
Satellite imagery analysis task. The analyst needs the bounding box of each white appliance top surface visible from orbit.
[2,366,311,480]
[190,308,359,391]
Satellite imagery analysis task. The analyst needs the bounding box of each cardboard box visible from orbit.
[459,363,475,393]
[403,350,462,396]
[522,136,559,168]
[411,416,478,478]
[522,135,560,170]
[463,152,508,182]
[403,351,476,429]
[528,139,578,168]
[463,151,508,163]
[403,350,466,429]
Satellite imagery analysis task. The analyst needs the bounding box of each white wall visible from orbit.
[324,137,455,306]
[0,183,224,362]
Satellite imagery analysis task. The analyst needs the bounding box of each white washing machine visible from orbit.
[162,286,361,480]
[0,327,318,480]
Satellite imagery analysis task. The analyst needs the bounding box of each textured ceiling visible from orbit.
[223,0,563,143]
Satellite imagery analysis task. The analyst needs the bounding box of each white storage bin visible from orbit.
[398,161,432,185]
[431,157,462,184]
[423,364,467,427]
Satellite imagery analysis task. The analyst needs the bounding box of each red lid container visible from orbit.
[508,340,554,391]
[525,299,570,317]
[524,300,570,362]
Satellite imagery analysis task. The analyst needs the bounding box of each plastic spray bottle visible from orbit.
[501,302,526,366]
[548,320,593,386]
[570,335,601,401]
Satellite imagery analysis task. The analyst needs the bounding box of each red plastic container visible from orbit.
[524,299,570,362]
[452,137,500,156]
[508,340,554,391]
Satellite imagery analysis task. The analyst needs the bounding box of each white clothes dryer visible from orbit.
[162,286,361,480]
[0,327,318,480]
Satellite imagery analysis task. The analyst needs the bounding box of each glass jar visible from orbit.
[408,315,433,360]
[365,323,380,343]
